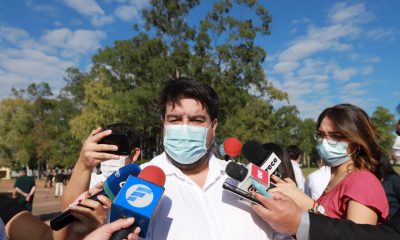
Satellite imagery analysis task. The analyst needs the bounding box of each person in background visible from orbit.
[270,104,388,225]
[304,159,331,200]
[392,120,400,164]
[262,143,296,182]
[287,145,305,191]
[381,153,400,219]
[54,169,64,198]
[13,168,35,212]
[61,123,141,211]
[89,123,141,189]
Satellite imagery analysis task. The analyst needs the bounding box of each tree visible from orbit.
[371,106,396,154]
[69,0,287,159]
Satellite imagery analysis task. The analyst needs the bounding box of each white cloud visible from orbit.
[41,28,106,57]
[0,26,29,44]
[63,0,114,27]
[273,61,299,74]
[332,67,358,81]
[114,5,139,22]
[64,0,104,16]
[365,27,398,42]
[267,2,384,119]
[328,2,373,24]
[361,66,374,75]
[91,15,115,27]
[0,25,106,99]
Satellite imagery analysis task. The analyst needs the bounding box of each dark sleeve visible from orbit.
[0,196,26,224]
[309,211,400,240]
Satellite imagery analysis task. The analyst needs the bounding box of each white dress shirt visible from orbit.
[304,166,331,200]
[141,152,273,240]
[291,160,305,191]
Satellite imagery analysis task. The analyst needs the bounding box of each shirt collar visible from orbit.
[160,152,226,188]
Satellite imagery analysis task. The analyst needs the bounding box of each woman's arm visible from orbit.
[346,200,378,224]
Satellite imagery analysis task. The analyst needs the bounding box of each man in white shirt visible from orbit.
[304,162,331,200]
[287,145,305,191]
[62,78,273,239]
[141,78,272,239]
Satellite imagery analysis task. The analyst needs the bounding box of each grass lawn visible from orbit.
[302,165,400,177]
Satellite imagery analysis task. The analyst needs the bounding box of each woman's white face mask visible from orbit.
[100,156,127,177]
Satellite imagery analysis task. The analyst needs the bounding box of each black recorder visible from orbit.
[223,182,262,205]
[98,134,130,155]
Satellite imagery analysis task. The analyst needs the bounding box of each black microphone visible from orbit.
[242,140,282,176]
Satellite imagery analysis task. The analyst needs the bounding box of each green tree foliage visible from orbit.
[0,83,81,168]
[69,0,292,159]
[371,106,396,154]
[0,1,317,167]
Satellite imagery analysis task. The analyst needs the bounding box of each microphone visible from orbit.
[50,163,141,231]
[223,137,242,158]
[225,161,272,199]
[110,165,166,239]
[242,140,281,175]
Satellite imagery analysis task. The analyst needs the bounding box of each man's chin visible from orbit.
[168,153,210,171]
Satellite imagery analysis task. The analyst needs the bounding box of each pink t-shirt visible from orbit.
[317,170,388,223]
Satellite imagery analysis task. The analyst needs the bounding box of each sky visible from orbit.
[0,0,399,120]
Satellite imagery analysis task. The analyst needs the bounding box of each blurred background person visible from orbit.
[381,152,400,219]
[392,120,400,164]
[304,159,331,200]
[12,168,35,212]
[262,143,296,182]
[54,169,64,198]
[287,145,305,191]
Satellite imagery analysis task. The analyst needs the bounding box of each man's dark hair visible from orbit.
[102,123,141,151]
[287,145,302,160]
[159,77,219,121]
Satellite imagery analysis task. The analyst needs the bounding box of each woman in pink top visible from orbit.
[270,104,388,225]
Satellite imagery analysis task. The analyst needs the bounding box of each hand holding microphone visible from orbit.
[110,165,166,240]
[50,163,142,231]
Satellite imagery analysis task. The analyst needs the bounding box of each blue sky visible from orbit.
[0,0,399,119]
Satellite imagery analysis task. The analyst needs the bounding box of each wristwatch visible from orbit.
[310,202,325,215]
[316,204,325,215]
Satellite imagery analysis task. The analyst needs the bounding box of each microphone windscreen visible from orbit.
[138,165,166,187]
[223,137,242,157]
[225,162,248,181]
[242,140,269,166]
[104,163,142,200]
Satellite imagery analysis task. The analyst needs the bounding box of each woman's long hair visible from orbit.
[316,103,385,179]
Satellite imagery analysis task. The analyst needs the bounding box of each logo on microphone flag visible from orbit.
[126,184,154,208]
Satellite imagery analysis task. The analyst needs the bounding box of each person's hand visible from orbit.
[251,191,302,235]
[25,194,31,201]
[70,182,105,206]
[78,127,120,171]
[269,175,314,211]
[83,218,141,240]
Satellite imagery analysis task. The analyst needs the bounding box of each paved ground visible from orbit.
[0,178,61,216]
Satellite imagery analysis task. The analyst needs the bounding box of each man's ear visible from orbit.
[126,148,141,165]
[212,119,218,138]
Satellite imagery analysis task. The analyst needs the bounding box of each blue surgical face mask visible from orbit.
[163,123,212,165]
[316,139,351,167]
